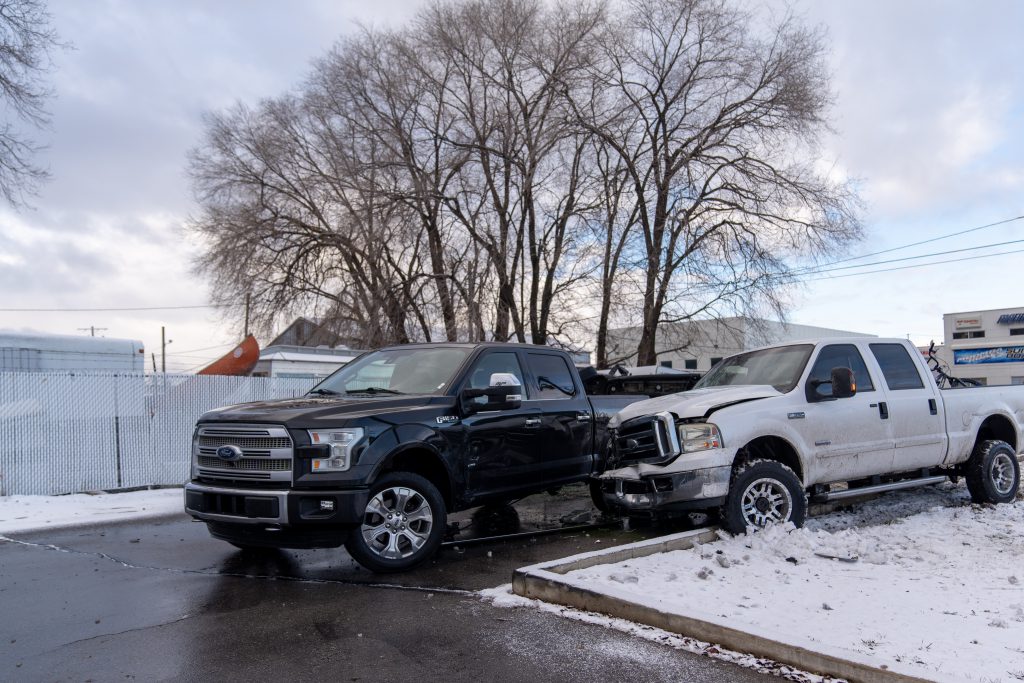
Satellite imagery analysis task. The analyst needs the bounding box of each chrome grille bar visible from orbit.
[194,424,293,483]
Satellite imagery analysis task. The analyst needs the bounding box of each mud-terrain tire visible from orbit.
[965,439,1020,504]
[722,459,807,534]
[345,472,447,573]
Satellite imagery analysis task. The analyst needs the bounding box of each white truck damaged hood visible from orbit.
[610,385,782,426]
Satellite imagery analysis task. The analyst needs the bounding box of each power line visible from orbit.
[167,342,237,355]
[0,303,234,313]
[803,246,1024,282]
[799,237,1024,276]
[807,213,1024,269]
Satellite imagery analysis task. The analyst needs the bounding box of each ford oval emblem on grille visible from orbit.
[216,445,244,462]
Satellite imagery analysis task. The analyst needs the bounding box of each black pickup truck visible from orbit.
[184,343,641,571]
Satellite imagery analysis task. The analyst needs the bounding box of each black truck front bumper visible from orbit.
[184,482,369,548]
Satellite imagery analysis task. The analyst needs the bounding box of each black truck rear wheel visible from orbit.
[965,439,1020,504]
[344,472,446,573]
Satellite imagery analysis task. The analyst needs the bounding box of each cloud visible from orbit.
[799,0,1024,218]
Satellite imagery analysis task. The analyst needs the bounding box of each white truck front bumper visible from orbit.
[597,447,737,512]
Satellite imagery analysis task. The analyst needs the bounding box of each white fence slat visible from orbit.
[0,372,318,495]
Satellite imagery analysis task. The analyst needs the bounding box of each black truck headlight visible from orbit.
[307,428,364,472]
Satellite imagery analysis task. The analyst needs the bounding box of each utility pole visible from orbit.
[151,352,157,373]
[78,326,108,337]
[244,292,251,338]
[161,326,173,373]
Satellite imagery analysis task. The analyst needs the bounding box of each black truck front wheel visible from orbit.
[345,472,447,573]
[965,439,1020,504]
[722,459,807,534]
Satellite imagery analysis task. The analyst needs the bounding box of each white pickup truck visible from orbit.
[596,338,1022,532]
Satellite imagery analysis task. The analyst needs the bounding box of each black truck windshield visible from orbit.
[310,347,473,397]
[694,344,814,393]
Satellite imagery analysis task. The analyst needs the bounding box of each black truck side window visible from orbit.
[869,343,925,390]
[808,344,874,397]
[466,352,526,390]
[526,353,576,399]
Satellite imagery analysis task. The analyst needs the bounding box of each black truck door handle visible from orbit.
[928,398,937,415]
[524,417,542,428]
[878,402,889,420]
[575,412,592,422]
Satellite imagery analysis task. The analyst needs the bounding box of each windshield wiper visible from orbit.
[345,387,405,395]
[307,388,341,396]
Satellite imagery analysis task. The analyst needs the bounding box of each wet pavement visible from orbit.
[0,485,772,682]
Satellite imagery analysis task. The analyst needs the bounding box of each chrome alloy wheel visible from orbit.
[990,452,1016,496]
[740,477,794,528]
[360,486,434,560]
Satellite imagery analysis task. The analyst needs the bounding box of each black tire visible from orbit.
[344,472,447,573]
[965,439,1020,504]
[589,479,610,513]
[722,459,807,534]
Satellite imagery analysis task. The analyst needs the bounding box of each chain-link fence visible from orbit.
[0,372,316,496]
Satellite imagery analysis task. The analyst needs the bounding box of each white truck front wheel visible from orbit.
[722,459,807,534]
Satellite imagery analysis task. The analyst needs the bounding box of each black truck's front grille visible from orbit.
[198,435,291,450]
[197,456,291,471]
[194,424,293,484]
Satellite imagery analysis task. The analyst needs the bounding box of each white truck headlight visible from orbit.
[308,428,364,472]
[677,423,722,453]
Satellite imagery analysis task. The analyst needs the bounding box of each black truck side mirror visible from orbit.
[461,373,523,415]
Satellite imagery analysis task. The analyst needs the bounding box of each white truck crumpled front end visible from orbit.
[599,412,737,512]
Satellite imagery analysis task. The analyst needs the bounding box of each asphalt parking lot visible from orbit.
[0,486,773,682]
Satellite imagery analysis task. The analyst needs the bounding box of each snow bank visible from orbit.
[561,494,1024,682]
[0,488,184,534]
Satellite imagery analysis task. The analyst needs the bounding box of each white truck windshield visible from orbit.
[694,344,814,393]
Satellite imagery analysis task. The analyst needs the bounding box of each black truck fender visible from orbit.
[366,424,459,510]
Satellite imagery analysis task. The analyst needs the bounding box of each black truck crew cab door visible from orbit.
[522,351,595,485]
[461,350,545,499]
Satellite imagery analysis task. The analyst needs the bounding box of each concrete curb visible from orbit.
[512,527,949,683]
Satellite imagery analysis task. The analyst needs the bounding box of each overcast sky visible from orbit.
[1,0,1022,372]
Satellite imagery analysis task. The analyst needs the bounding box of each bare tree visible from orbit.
[417,0,606,343]
[189,0,863,356]
[0,0,62,206]
[576,0,862,365]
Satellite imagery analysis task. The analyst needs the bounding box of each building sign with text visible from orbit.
[954,317,982,329]
[996,312,1024,325]
[954,346,1024,365]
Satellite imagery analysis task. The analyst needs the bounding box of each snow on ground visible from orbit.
[0,488,183,534]
[548,484,1024,683]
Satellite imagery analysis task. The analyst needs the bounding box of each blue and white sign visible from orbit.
[997,313,1024,325]
[954,346,1024,365]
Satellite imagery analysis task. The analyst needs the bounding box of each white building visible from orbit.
[942,308,1024,386]
[606,317,875,371]
[0,332,145,373]
[251,345,364,380]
